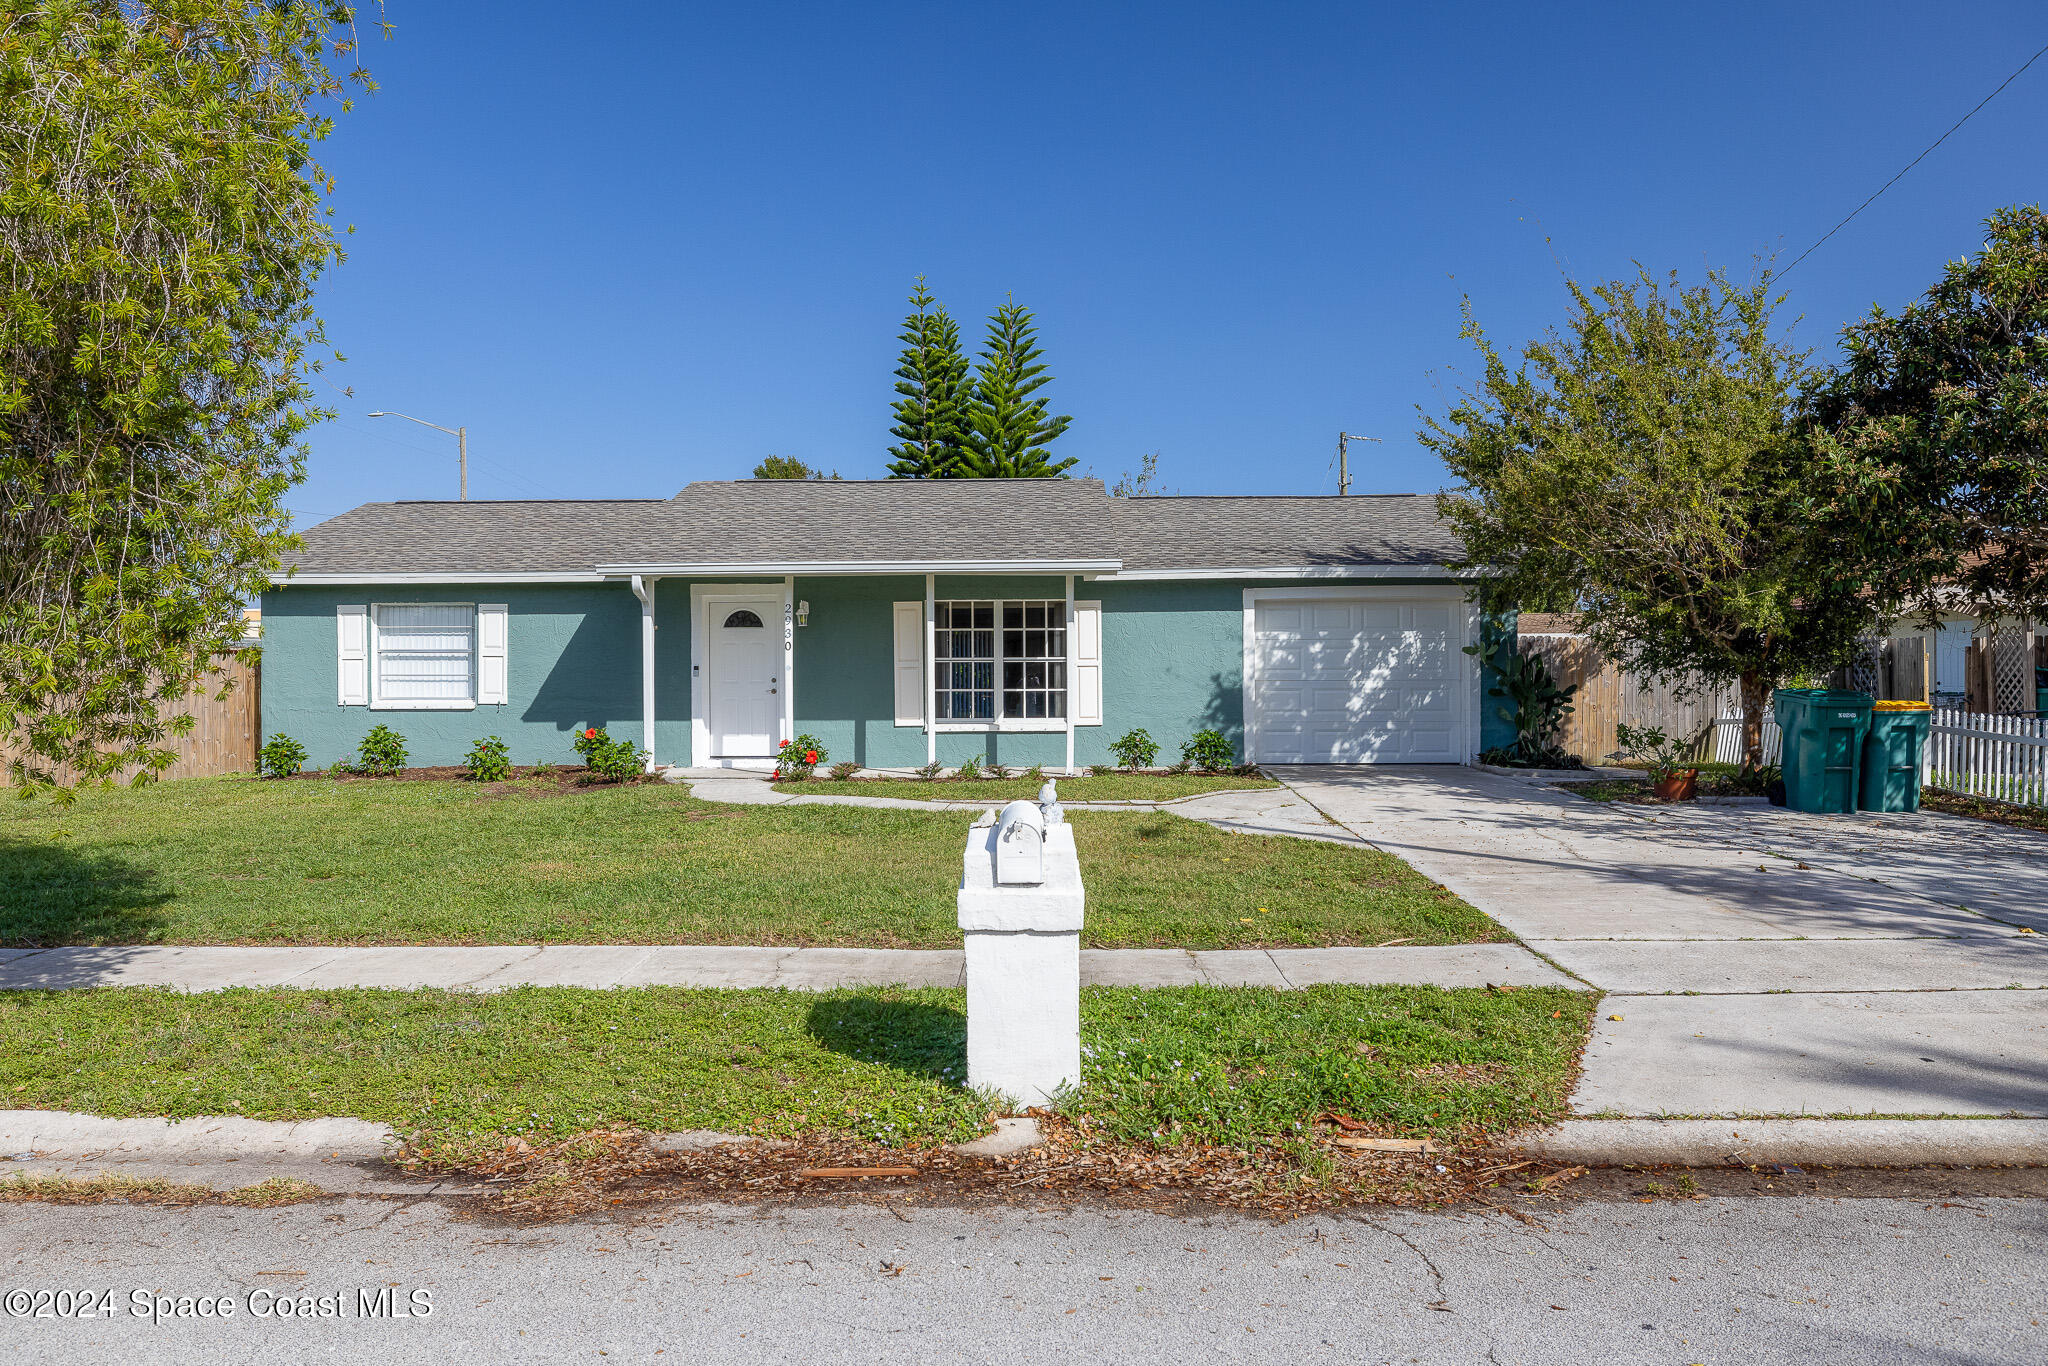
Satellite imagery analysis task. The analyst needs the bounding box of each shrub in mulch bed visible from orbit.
[283,765,655,788]
[395,1121,1580,1223]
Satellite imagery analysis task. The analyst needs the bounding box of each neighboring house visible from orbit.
[261,479,1513,772]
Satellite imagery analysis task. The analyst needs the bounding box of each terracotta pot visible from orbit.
[1652,770,1699,802]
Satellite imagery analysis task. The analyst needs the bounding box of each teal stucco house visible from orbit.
[262,479,1512,772]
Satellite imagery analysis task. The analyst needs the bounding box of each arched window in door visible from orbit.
[722,609,764,628]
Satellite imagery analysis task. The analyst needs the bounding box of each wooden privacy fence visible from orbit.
[1925,707,2048,808]
[1524,629,1944,766]
[0,651,260,787]
[1516,633,1743,764]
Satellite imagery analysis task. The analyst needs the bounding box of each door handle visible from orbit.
[769,687,777,694]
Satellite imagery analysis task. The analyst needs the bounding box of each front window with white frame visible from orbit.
[373,603,476,705]
[935,599,1065,722]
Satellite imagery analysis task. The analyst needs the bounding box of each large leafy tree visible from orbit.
[1806,204,2048,625]
[1422,269,1884,769]
[0,2,366,798]
[958,299,1074,477]
[752,455,839,480]
[883,277,971,478]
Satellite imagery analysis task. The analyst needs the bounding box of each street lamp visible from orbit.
[367,411,468,500]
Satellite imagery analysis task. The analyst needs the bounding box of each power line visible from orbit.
[1779,39,2048,277]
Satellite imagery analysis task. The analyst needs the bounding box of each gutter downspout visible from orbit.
[631,574,657,773]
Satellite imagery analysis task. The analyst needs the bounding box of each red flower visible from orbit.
[804,750,818,764]
[779,739,791,748]
[584,728,597,739]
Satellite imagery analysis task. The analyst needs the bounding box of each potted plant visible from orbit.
[1612,722,1699,801]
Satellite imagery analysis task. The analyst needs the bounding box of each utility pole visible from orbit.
[369,411,469,500]
[1336,432,1381,496]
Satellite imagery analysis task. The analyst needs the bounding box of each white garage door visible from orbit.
[1249,595,1468,764]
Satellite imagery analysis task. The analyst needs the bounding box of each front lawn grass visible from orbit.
[0,775,1500,948]
[772,773,1278,802]
[0,984,1594,1149]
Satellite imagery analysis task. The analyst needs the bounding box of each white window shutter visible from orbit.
[1074,600,1102,725]
[336,604,369,705]
[892,601,925,726]
[476,603,508,705]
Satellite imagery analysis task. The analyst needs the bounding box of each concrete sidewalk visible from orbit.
[1273,765,2048,1121]
[0,942,1574,992]
[672,768,1361,844]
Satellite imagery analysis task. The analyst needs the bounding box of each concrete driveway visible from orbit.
[1270,765,2048,1120]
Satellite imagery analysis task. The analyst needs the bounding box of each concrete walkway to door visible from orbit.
[1269,765,2048,1122]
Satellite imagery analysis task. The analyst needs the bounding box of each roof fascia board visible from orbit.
[593,558,1124,576]
[1097,565,1490,581]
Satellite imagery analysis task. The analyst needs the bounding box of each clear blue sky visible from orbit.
[295,1,2048,526]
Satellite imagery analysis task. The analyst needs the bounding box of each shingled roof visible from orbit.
[282,479,1464,577]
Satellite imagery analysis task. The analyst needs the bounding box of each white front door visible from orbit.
[1249,593,1468,764]
[706,595,783,758]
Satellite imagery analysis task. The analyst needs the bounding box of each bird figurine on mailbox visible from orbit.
[1037,778,1064,825]
[992,799,1047,885]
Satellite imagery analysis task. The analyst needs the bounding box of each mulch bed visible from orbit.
[1920,789,2048,834]
[283,765,656,791]
[396,1119,1578,1225]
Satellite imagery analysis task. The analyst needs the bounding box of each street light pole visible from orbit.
[1335,431,1382,497]
[367,411,469,500]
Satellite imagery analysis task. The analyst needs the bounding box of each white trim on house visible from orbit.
[1240,584,1477,765]
[598,558,1123,577]
[629,576,657,771]
[924,574,937,768]
[782,575,796,751]
[689,584,790,770]
[1064,573,1077,774]
[1100,565,1485,582]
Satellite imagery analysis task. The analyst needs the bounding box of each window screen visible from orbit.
[374,604,476,703]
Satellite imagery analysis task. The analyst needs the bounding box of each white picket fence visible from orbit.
[1709,712,1782,765]
[1708,706,2047,809]
[1925,707,2048,808]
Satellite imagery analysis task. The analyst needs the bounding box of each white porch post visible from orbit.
[1064,573,1077,775]
[631,575,657,772]
[782,575,796,748]
[924,573,937,769]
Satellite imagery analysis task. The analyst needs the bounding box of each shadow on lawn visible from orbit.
[0,836,171,947]
[803,992,966,1085]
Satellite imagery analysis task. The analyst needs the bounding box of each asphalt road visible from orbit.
[2,1188,2041,1365]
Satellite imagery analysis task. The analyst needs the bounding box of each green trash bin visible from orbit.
[1771,688,1816,804]
[1860,703,1932,813]
[1779,690,1872,814]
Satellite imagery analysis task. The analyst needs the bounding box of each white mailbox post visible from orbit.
[957,790,1084,1109]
